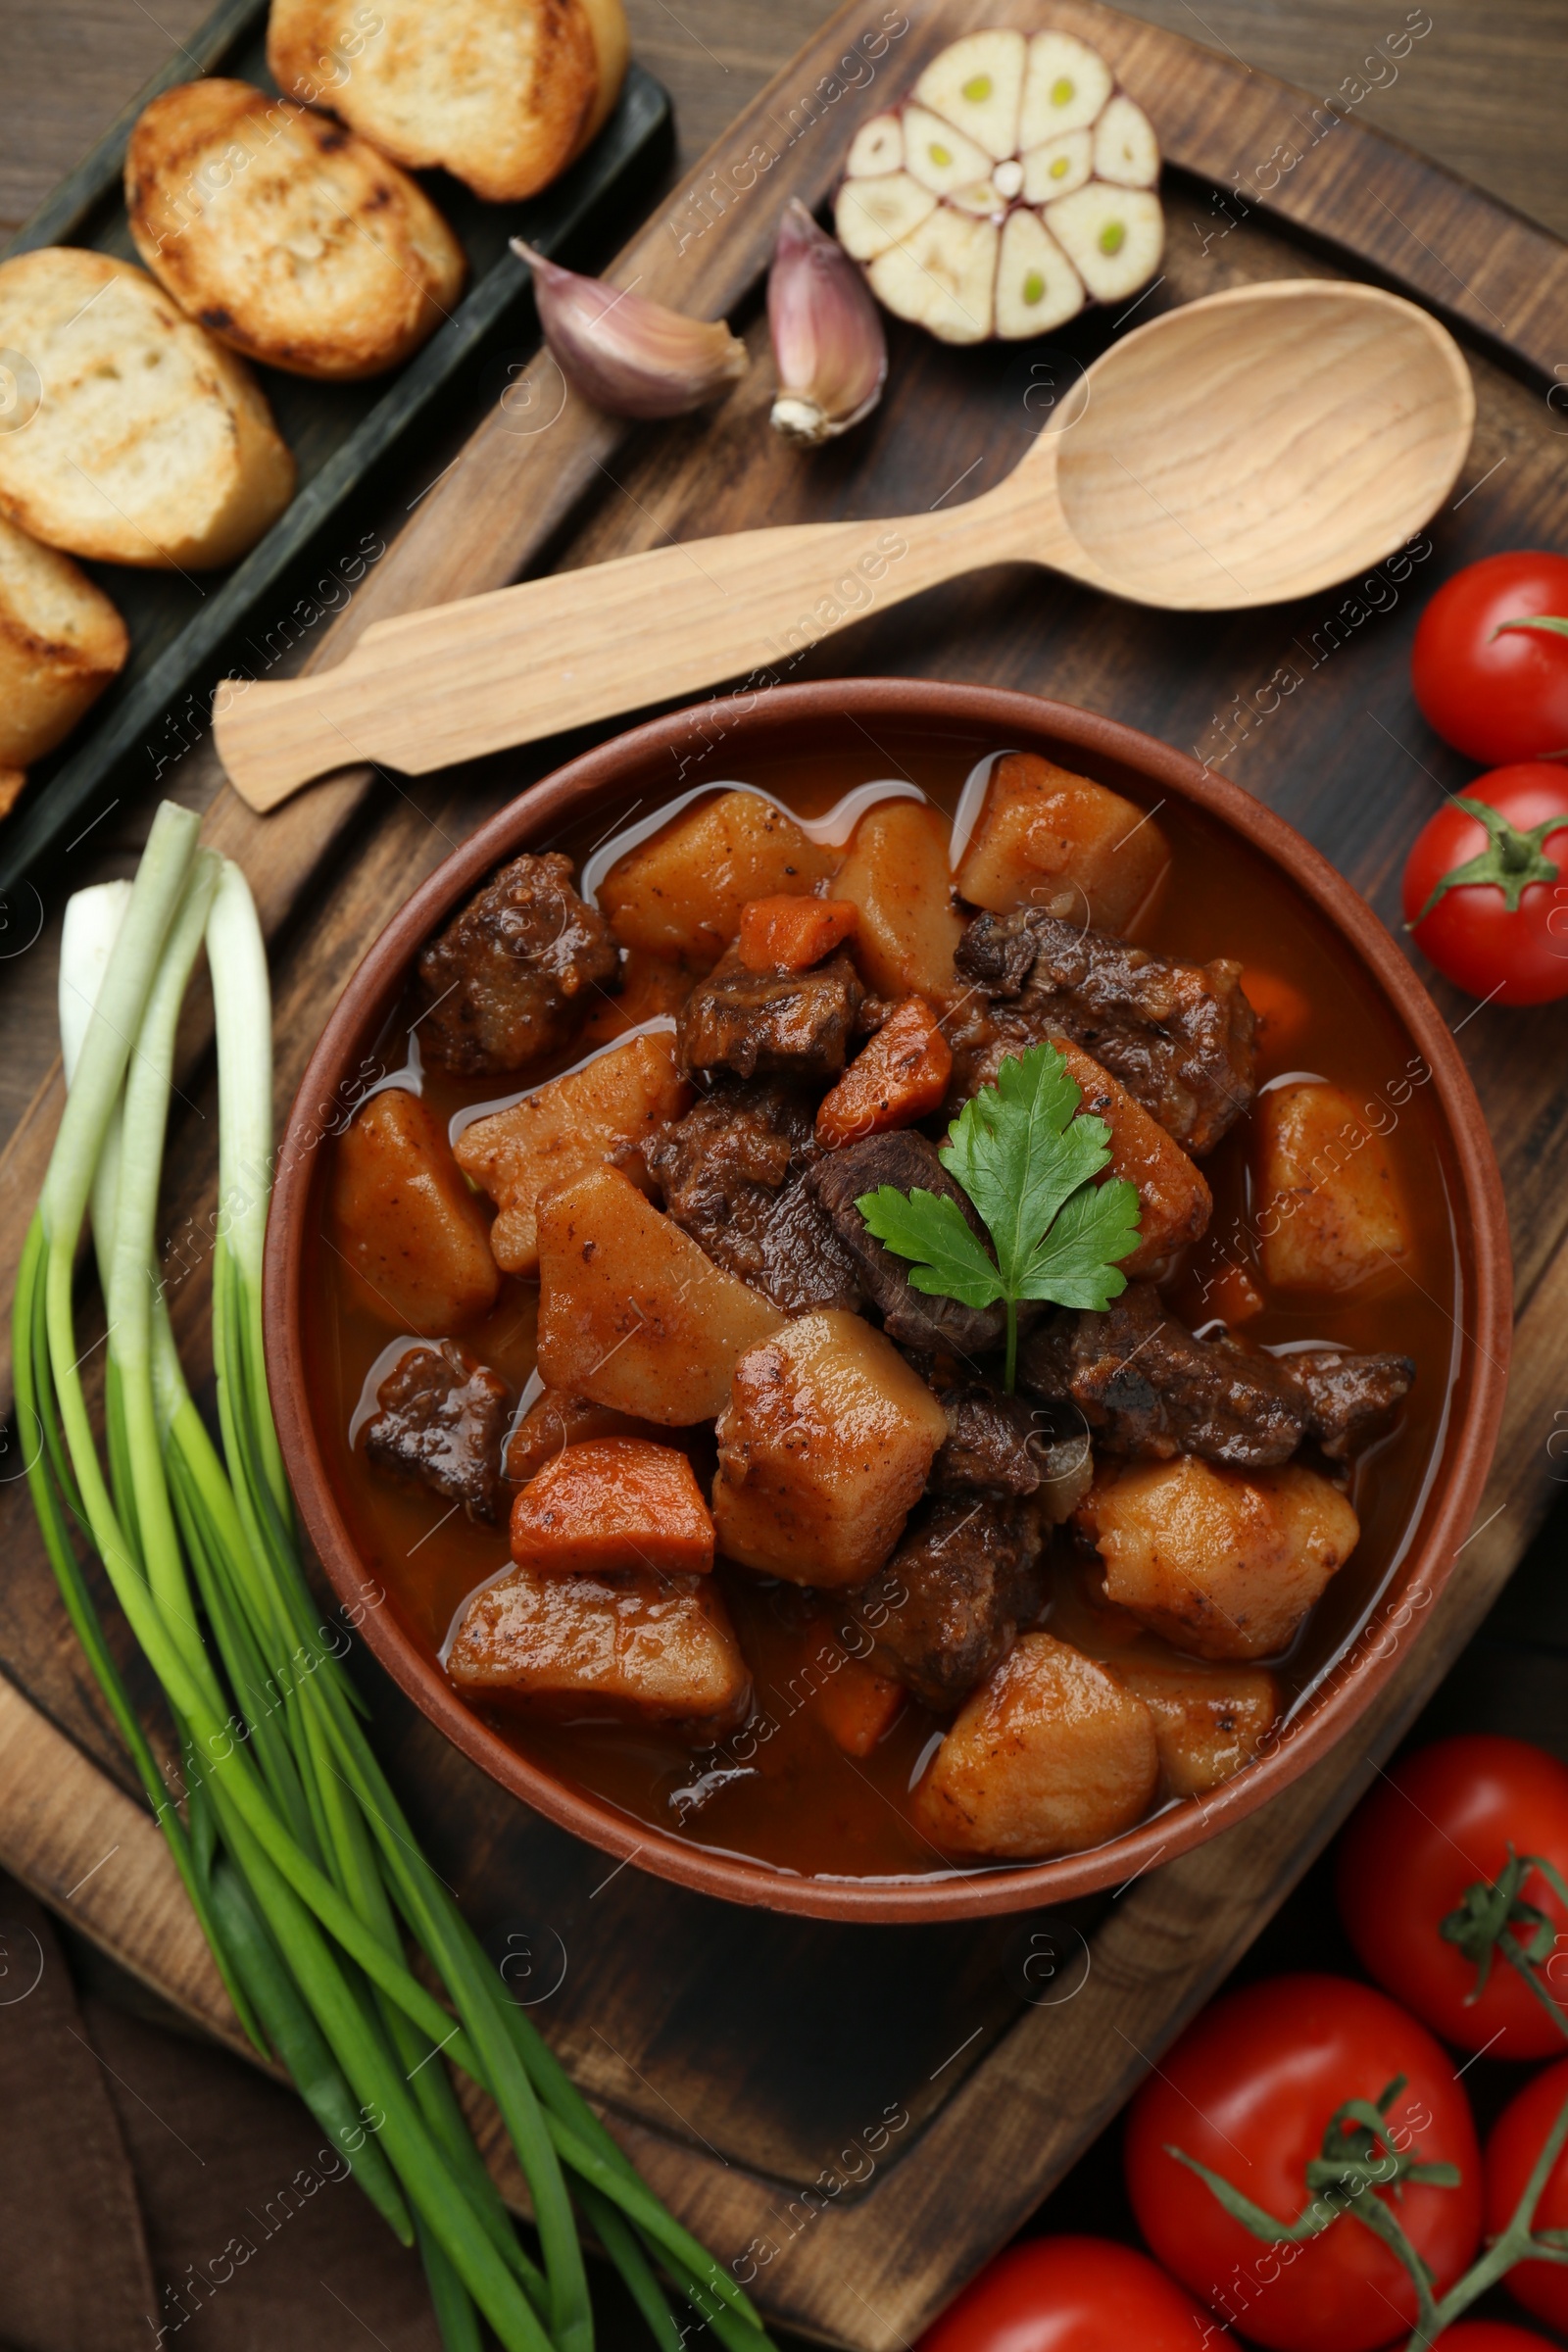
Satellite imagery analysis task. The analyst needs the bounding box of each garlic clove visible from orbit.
[767,198,887,446]
[868,207,997,344]
[950,177,1007,220]
[901,105,995,199]
[1093,95,1161,188]
[1019,30,1113,145]
[914,28,1026,162]
[1044,183,1164,303]
[1021,128,1093,204]
[835,171,937,262]
[996,211,1084,338]
[846,112,904,177]
[511,238,747,419]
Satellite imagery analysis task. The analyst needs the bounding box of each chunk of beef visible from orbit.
[1020,1283,1413,1469]
[932,1385,1044,1496]
[1021,1284,1301,1467]
[1279,1347,1415,1461]
[364,1342,510,1523]
[954,909,1255,1153]
[807,1130,1004,1359]
[644,1082,861,1314]
[676,946,863,1083]
[417,852,618,1076]
[850,1496,1047,1711]
[931,1384,1091,1522]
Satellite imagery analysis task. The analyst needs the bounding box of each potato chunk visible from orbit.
[454,1030,693,1277]
[1256,1081,1411,1293]
[446,1561,750,1734]
[955,754,1169,933]
[510,1438,714,1577]
[1076,1456,1359,1660]
[1115,1654,1280,1798]
[598,791,837,967]
[914,1634,1158,1858]
[332,1088,499,1333]
[833,801,965,1003]
[535,1165,782,1424]
[713,1309,949,1586]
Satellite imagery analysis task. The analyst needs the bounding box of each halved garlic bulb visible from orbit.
[833,26,1163,345]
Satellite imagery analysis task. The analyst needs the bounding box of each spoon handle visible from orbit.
[213,494,1041,811]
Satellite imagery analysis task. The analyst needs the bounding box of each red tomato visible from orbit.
[1412,552,1568,764]
[917,2238,1207,2352]
[1431,2327,1562,2350]
[1337,1735,1568,2059]
[1401,764,1568,1004]
[1485,2058,1568,2332]
[1124,1975,1482,2352]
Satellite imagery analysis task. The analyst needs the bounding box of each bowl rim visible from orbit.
[264,677,1512,1924]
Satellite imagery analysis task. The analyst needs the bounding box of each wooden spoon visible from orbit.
[215,279,1473,812]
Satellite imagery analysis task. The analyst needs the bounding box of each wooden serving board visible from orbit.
[3,2,1568,2343]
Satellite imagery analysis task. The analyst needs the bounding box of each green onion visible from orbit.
[19,803,772,2352]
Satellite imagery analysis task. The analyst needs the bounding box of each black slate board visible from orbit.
[0,0,671,898]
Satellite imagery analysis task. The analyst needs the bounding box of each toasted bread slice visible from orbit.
[0,249,294,569]
[126,81,467,380]
[267,0,629,203]
[0,514,128,768]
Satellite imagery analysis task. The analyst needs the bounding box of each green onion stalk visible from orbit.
[16,802,770,2352]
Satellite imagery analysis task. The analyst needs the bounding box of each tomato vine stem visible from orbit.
[1170,1847,1568,2347]
[1442,1843,1568,2033]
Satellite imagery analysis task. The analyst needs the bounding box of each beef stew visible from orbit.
[302,741,1459,1883]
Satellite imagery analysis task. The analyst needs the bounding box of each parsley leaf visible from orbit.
[853,1186,1004,1311]
[856,1039,1142,1389]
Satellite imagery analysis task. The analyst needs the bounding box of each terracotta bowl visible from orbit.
[265,679,1511,1923]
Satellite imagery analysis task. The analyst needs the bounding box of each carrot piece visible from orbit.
[509,1438,715,1576]
[737,896,859,972]
[814,996,954,1150]
[811,1658,906,1756]
[1201,1260,1265,1325]
[1240,967,1312,1056]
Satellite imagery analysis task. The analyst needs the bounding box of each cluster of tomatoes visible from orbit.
[921,1736,1568,2352]
[1401,553,1568,1006]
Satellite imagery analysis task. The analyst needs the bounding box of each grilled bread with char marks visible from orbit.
[0,513,128,778]
[0,248,294,569]
[127,79,466,380]
[267,0,630,203]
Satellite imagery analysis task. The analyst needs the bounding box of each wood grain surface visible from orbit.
[2,2,1568,2345]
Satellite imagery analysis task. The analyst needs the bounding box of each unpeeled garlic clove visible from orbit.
[767,199,888,447]
[511,239,748,420]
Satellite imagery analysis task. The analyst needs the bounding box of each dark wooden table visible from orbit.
[5,0,1568,251]
[4,4,1568,2344]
